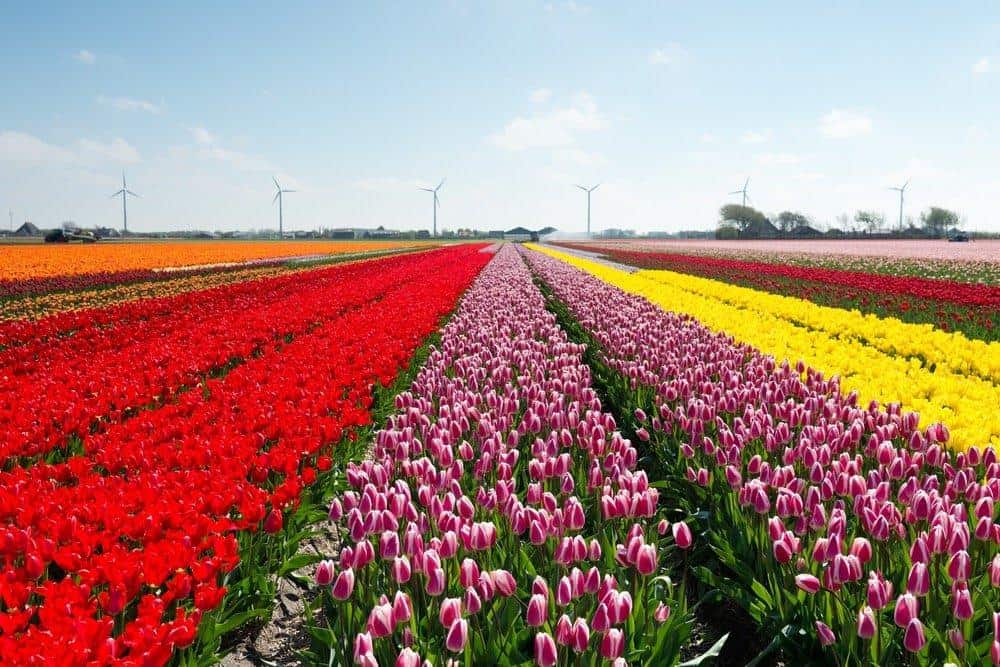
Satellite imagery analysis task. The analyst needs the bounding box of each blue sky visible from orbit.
[2,1,999,233]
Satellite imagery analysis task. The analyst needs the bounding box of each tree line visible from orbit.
[717,204,963,239]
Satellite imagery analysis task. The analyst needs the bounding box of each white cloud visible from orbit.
[700,133,717,144]
[819,109,872,138]
[792,171,825,182]
[544,1,590,13]
[553,147,605,166]
[98,96,163,114]
[973,57,993,74]
[530,88,553,104]
[648,43,689,66]
[756,152,800,166]
[351,176,424,193]
[741,130,771,144]
[191,127,216,145]
[77,138,140,163]
[197,146,273,172]
[74,50,96,65]
[489,92,604,151]
[0,131,138,165]
[0,131,75,163]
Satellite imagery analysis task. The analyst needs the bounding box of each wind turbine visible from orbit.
[419,179,445,237]
[8,209,12,232]
[575,184,600,236]
[729,177,750,207]
[111,172,139,234]
[272,177,296,238]
[889,179,909,231]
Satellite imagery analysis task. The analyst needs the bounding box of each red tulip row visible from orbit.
[555,243,1000,310]
[0,245,491,665]
[0,251,439,464]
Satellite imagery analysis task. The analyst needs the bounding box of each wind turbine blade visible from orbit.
[436,178,445,191]
[283,189,297,194]
[111,189,125,198]
[575,185,587,191]
[591,184,600,192]
[125,190,139,197]
[728,190,742,195]
[273,176,281,190]
[273,192,281,204]
[419,187,434,192]
[903,179,910,190]
[744,177,750,189]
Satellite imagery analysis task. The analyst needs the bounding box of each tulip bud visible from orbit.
[331,568,355,601]
[445,619,469,653]
[571,618,590,653]
[907,563,929,596]
[263,509,283,534]
[857,606,877,639]
[440,597,462,628]
[353,632,373,663]
[953,584,974,621]
[635,544,657,576]
[367,603,394,638]
[315,560,335,587]
[534,632,558,667]
[464,587,482,615]
[393,591,412,625]
[903,618,926,652]
[600,628,624,660]
[672,521,693,549]
[894,593,919,628]
[527,594,548,627]
[795,574,821,594]
[395,648,422,667]
[815,621,836,647]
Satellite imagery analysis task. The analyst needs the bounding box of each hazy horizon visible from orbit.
[2,2,999,234]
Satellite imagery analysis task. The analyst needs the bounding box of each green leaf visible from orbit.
[679,633,729,666]
[279,553,323,576]
[207,607,269,639]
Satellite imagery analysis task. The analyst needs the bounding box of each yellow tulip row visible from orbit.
[529,245,1000,451]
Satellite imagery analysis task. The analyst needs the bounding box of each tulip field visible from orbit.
[1,239,998,665]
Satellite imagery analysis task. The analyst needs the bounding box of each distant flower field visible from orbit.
[587,238,1000,285]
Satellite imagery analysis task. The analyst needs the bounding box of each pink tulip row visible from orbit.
[312,246,695,666]
[522,247,1000,664]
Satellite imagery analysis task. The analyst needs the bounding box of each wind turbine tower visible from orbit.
[111,172,139,233]
[272,177,296,238]
[419,179,445,237]
[729,178,750,207]
[575,183,600,236]
[889,179,909,231]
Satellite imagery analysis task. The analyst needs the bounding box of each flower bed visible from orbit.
[310,246,703,666]
[525,246,1000,665]
[0,245,489,664]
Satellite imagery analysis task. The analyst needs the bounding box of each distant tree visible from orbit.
[835,213,853,233]
[854,210,885,234]
[776,210,811,232]
[715,221,739,240]
[719,204,769,232]
[920,207,960,237]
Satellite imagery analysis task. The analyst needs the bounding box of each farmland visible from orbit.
[1,239,998,665]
